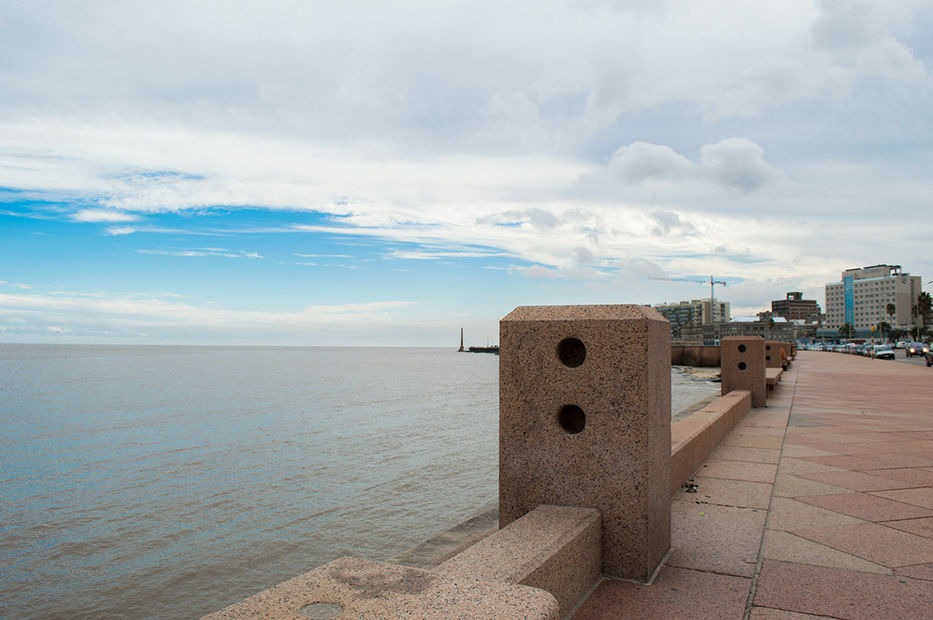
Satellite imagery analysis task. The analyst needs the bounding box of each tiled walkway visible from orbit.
[573,351,933,619]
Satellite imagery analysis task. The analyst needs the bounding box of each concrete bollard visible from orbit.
[764,341,783,369]
[498,305,671,582]
[721,337,767,407]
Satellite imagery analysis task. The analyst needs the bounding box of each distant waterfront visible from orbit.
[0,344,719,619]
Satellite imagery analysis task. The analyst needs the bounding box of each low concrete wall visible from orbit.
[670,390,752,496]
[203,557,560,620]
[671,345,721,367]
[435,504,601,617]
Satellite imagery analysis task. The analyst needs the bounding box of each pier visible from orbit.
[206,308,931,619]
[572,348,933,619]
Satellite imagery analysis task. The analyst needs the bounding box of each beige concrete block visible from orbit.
[435,504,600,617]
[721,337,767,407]
[765,341,784,369]
[202,557,560,619]
[499,305,671,581]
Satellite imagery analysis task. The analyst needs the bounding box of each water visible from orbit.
[0,345,718,619]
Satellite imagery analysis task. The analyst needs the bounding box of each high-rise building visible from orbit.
[772,292,821,322]
[654,298,731,341]
[824,265,922,334]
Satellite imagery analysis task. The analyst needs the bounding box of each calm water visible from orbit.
[0,345,718,619]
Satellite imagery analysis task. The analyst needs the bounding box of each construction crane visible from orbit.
[650,275,728,323]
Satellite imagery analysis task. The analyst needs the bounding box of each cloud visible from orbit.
[698,139,781,192]
[71,209,139,223]
[611,138,780,192]
[611,143,693,184]
[649,211,697,237]
[137,248,263,259]
[0,289,418,343]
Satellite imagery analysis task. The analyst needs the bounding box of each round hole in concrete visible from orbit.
[738,344,747,353]
[738,362,747,371]
[300,602,344,619]
[557,337,586,368]
[558,404,586,434]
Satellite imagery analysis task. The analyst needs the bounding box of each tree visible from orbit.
[912,293,933,340]
[918,292,933,340]
[876,321,891,342]
[838,323,855,339]
[886,302,896,326]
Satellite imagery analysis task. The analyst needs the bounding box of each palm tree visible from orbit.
[876,321,891,343]
[918,292,933,339]
[838,322,855,339]
[886,302,896,327]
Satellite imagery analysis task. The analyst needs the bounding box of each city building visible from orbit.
[772,292,821,322]
[823,264,923,336]
[654,299,730,342]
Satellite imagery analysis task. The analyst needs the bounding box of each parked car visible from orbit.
[926,350,933,367]
[894,341,907,349]
[905,342,929,357]
[873,346,895,360]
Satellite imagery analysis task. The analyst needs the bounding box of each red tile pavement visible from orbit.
[572,351,933,619]
[796,492,933,522]
[754,559,931,620]
[571,566,750,619]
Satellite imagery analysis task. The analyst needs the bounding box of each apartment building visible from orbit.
[824,264,922,334]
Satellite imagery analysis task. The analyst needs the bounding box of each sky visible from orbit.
[1,0,932,347]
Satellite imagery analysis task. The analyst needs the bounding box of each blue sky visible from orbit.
[2,1,932,346]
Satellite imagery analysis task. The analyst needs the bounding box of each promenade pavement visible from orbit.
[572,350,933,619]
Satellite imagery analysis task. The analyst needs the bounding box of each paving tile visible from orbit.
[749,608,836,619]
[754,559,932,620]
[882,516,933,539]
[870,452,933,468]
[861,467,933,486]
[797,493,933,522]
[777,457,843,475]
[772,472,850,498]
[872,488,933,510]
[793,523,933,568]
[670,501,766,577]
[767,497,865,532]
[761,529,890,575]
[799,454,901,470]
[710,444,782,464]
[895,563,933,581]
[697,459,778,483]
[675,475,772,509]
[779,444,837,458]
[723,433,784,449]
[571,567,750,620]
[839,440,933,455]
[794,470,919,492]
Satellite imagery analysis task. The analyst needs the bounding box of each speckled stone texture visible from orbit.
[764,341,783,368]
[499,304,671,581]
[670,390,752,495]
[435,504,601,617]
[721,336,767,407]
[202,557,560,619]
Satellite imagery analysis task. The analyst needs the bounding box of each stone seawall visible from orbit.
[671,345,721,367]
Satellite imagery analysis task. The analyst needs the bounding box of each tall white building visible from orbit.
[824,265,922,334]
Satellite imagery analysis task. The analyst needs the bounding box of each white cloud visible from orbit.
[71,209,139,223]
[611,138,780,193]
[0,289,418,343]
[699,139,781,193]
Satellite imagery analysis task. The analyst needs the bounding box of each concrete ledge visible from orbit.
[435,504,601,617]
[670,390,752,495]
[766,367,783,388]
[202,557,560,620]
